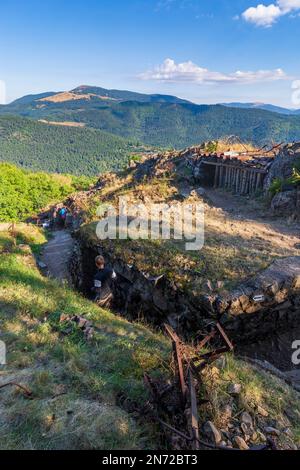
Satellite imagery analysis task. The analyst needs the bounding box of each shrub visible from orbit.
[269,177,283,197]
[0,163,93,222]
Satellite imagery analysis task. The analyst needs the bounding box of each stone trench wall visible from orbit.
[69,236,207,330]
[265,143,300,217]
[69,233,300,344]
[213,257,300,341]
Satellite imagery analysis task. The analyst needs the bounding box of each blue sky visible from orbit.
[0,0,299,106]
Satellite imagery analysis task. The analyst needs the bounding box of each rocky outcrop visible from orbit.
[264,143,300,191]
[271,190,299,216]
[264,143,300,217]
[214,257,300,341]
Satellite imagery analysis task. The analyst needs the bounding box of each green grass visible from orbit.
[0,226,170,450]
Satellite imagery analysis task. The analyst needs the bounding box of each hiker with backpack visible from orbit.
[58,206,68,228]
[92,255,117,308]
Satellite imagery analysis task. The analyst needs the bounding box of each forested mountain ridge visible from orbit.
[0,115,139,176]
[1,85,300,149]
[221,102,300,115]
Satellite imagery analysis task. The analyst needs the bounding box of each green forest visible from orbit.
[0,162,93,221]
[0,116,139,176]
[65,101,300,148]
[1,87,300,178]
[2,90,300,150]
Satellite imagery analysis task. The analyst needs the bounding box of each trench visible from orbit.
[69,237,300,386]
[69,242,200,327]
[197,161,266,195]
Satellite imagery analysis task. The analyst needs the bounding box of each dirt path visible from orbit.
[205,187,300,234]
[205,188,300,250]
[41,230,74,283]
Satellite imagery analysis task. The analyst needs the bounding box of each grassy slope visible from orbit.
[0,225,299,449]
[0,115,139,176]
[0,225,170,449]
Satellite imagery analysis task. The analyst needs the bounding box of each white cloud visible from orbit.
[242,0,300,27]
[242,4,282,26]
[277,0,300,12]
[156,0,175,10]
[139,58,288,85]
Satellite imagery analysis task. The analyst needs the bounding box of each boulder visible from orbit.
[256,405,269,417]
[233,436,249,450]
[228,383,242,395]
[241,411,254,431]
[264,143,300,191]
[221,404,233,421]
[195,187,206,197]
[271,190,297,215]
[203,421,222,444]
[264,426,280,437]
[38,261,47,269]
[218,256,300,340]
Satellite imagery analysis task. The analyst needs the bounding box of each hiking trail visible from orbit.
[41,230,74,283]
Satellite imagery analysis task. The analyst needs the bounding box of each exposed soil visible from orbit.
[205,187,300,243]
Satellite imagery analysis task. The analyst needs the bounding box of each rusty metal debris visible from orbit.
[143,322,276,451]
[59,313,94,341]
[0,381,32,397]
[188,367,200,450]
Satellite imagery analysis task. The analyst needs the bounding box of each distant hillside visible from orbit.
[0,115,139,176]
[221,102,300,115]
[55,85,191,104]
[3,85,190,110]
[70,101,300,147]
[1,85,300,152]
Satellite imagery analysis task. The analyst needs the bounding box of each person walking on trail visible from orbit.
[93,255,116,308]
[58,207,68,228]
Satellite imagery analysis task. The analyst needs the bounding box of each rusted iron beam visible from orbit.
[215,322,234,351]
[165,323,194,362]
[0,381,32,397]
[173,339,188,406]
[164,324,188,405]
[265,142,284,153]
[196,330,216,351]
[188,368,200,450]
[164,323,181,343]
[198,346,229,361]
